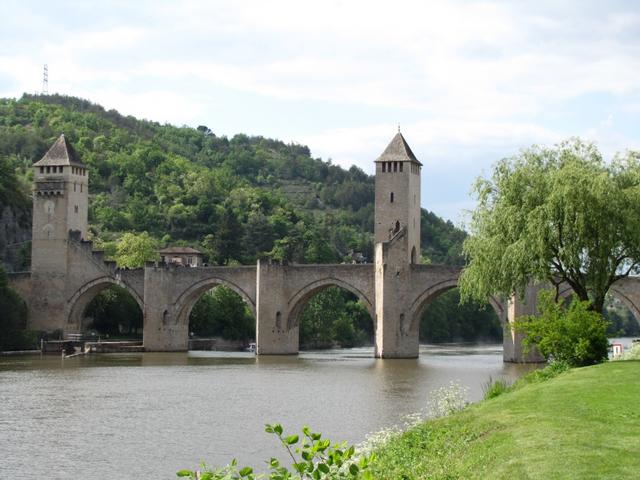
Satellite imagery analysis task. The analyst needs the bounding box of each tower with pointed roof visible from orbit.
[30,135,89,328]
[374,131,422,264]
[372,132,424,357]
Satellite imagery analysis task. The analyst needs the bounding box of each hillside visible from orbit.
[0,94,466,266]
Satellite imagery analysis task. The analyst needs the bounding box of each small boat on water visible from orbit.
[246,342,256,353]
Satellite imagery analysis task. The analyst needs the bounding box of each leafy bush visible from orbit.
[513,290,610,367]
[177,423,376,479]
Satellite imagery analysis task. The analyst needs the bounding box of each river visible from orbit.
[0,344,539,479]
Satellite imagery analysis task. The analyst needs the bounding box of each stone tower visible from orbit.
[374,131,422,264]
[30,134,89,331]
[374,132,423,358]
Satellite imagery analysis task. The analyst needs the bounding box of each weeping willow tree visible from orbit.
[460,138,640,314]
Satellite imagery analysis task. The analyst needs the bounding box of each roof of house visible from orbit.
[33,134,87,168]
[375,132,422,165]
[158,246,203,255]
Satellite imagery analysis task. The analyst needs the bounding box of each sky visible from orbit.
[1,0,639,225]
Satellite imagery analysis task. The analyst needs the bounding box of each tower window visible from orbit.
[399,162,403,172]
[387,162,391,172]
[390,192,394,203]
[74,205,78,213]
[382,162,386,172]
[393,162,398,172]
[74,183,77,192]
[46,166,50,173]
[40,167,44,174]
[80,184,83,192]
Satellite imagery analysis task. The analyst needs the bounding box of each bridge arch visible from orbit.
[408,278,505,334]
[558,283,640,325]
[173,277,257,326]
[286,277,374,330]
[67,276,144,331]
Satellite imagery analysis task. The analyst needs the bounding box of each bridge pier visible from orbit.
[503,284,545,363]
[374,232,419,358]
[255,260,298,355]
[143,265,189,351]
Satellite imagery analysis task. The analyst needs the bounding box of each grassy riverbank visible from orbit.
[371,361,640,479]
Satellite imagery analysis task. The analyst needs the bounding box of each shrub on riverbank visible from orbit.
[513,290,610,367]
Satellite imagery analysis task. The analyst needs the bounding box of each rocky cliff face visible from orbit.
[0,205,31,272]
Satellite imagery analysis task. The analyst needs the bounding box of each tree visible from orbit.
[84,285,142,336]
[513,290,609,366]
[0,264,31,350]
[189,286,254,340]
[114,231,159,268]
[460,138,640,313]
[205,203,243,265]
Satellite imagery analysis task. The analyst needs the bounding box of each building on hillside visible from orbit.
[158,246,204,267]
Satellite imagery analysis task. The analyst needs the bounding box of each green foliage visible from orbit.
[299,287,372,349]
[84,285,142,336]
[513,290,610,367]
[0,156,30,211]
[0,94,486,343]
[372,362,640,479]
[178,423,375,479]
[483,361,570,401]
[114,231,159,268]
[420,288,502,343]
[603,294,640,337]
[482,377,511,400]
[0,264,33,350]
[460,138,640,313]
[189,286,255,340]
[0,94,465,268]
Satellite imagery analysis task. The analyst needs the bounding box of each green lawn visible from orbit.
[371,361,640,479]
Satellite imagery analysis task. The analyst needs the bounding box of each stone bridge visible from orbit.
[7,228,544,361]
[9,132,640,361]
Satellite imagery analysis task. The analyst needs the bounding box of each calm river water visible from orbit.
[1,344,537,479]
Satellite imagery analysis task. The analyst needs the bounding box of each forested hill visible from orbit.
[0,94,465,266]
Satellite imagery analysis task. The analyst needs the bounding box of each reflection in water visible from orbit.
[0,344,536,479]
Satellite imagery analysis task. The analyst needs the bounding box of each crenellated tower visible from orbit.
[30,134,89,331]
[374,131,422,264]
[373,132,423,358]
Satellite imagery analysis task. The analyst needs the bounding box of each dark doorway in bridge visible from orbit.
[420,288,502,343]
[604,292,640,337]
[188,285,255,350]
[84,285,143,339]
[299,286,373,350]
